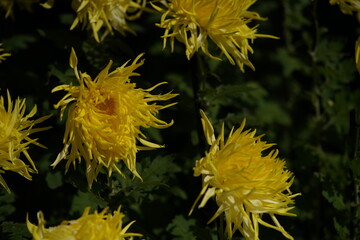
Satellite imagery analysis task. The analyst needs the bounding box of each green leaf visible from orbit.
[322,189,347,211]
[45,170,63,190]
[333,217,350,240]
[1,222,32,240]
[70,191,107,215]
[0,191,15,222]
[166,215,196,240]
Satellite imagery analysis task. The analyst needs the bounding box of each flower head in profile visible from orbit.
[189,110,300,240]
[27,206,142,240]
[329,0,360,21]
[0,91,51,193]
[71,0,147,42]
[52,48,177,188]
[153,0,277,72]
[0,43,11,63]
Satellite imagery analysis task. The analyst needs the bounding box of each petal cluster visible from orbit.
[52,48,177,188]
[190,110,299,240]
[71,0,147,42]
[27,206,142,240]
[329,0,360,21]
[153,0,277,71]
[0,91,51,193]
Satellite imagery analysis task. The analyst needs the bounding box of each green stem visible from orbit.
[351,105,360,240]
[217,215,226,240]
[190,52,207,151]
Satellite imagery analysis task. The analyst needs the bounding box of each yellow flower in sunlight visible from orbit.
[52,48,178,188]
[0,43,11,63]
[27,206,142,240]
[153,0,277,72]
[330,0,360,21]
[0,91,51,193]
[189,110,300,240]
[71,0,147,42]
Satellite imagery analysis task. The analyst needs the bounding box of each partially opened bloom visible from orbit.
[190,110,300,240]
[0,91,51,193]
[27,206,142,240]
[329,0,360,21]
[71,0,147,42]
[0,43,10,63]
[52,48,177,188]
[153,0,277,72]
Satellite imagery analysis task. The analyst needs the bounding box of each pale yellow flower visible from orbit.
[27,206,142,240]
[330,0,360,21]
[52,48,178,188]
[0,91,51,193]
[0,43,10,62]
[71,0,147,42]
[153,0,277,72]
[189,110,300,240]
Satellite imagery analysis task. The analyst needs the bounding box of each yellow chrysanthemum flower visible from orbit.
[0,43,11,63]
[153,0,277,72]
[189,110,300,240]
[330,0,360,21]
[27,206,142,240]
[52,48,178,188]
[71,0,147,42]
[0,91,51,193]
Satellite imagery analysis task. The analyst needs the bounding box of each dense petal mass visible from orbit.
[71,0,147,42]
[153,0,277,71]
[0,91,51,193]
[27,206,142,240]
[52,48,178,188]
[190,110,300,240]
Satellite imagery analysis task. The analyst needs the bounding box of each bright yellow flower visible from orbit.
[27,206,142,240]
[330,0,360,21]
[52,48,177,188]
[153,0,277,72]
[0,43,10,63]
[190,110,300,240]
[71,0,147,42]
[0,91,51,193]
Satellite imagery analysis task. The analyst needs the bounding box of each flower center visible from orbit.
[96,97,116,115]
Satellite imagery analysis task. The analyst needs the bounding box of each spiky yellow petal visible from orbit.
[329,0,360,21]
[27,206,142,240]
[0,43,10,63]
[52,48,178,188]
[190,110,300,240]
[153,0,278,71]
[0,91,51,193]
[71,0,147,42]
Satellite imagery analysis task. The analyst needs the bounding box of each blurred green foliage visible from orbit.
[0,0,359,239]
